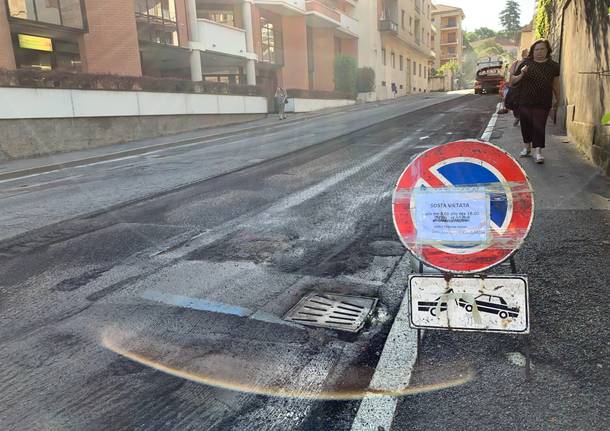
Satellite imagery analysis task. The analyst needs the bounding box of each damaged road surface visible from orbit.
[0,95,497,430]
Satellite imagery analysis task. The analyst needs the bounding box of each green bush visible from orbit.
[334,54,357,95]
[356,67,375,92]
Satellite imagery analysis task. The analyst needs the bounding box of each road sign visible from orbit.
[392,140,534,273]
[409,274,529,334]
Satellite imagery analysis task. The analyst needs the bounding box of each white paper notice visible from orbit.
[413,187,490,244]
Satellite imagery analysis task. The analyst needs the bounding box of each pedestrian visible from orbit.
[510,39,560,164]
[275,85,288,120]
[391,82,398,98]
[505,48,529,126]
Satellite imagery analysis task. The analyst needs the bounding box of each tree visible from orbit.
[534,0,552,38]
[500,0,521,42]
[333,54,357,95]
[473,27,497,41]
[437,60,459,76]
[356,67,375,93]
[465,28,497,47]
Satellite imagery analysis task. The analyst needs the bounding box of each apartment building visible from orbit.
[431,3,464,71]
[356,0,436,100]
[0,0,359,98]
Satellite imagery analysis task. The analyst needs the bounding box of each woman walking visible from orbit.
[510,39,560,164]
[275,86,288,120]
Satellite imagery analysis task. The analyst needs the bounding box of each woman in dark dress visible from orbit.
[510,39,560,164]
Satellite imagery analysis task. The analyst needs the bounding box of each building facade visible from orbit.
[431,3,464,71]
[356,0,436,100]
[0,0,359,99]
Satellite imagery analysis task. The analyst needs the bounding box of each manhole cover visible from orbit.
[284,293,378,333]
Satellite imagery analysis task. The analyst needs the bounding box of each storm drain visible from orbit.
[284,293,378,333]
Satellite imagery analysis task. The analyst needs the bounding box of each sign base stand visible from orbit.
[413,255,532,381]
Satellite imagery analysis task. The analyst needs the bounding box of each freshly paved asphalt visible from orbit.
[5,93,606,431]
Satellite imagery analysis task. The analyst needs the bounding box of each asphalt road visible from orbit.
[1,94,504,430]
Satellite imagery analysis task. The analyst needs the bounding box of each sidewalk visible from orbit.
[0,91,470,181]
[491,108,610,211]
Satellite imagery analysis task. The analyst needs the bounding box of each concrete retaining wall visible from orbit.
[0,87,268,119]
[285,97,355,113]
[0,114,264,160]
[0,87,267,160]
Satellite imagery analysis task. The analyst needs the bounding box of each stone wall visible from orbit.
[546,0,610,175]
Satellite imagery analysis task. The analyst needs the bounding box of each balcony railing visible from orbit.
[338,12,358,36]
[379,19,398,33]
[197,19,247,58]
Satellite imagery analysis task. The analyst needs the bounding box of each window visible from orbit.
[261,16,282,64]
[401,10,405,29]
[199,10,235,27]
[409,17,413,34]
[446,32,457,43]
[413,61,416,75]
[135,0,178,45]
[419,63,422,77]
[381,48,386,66]
[399,55,404,71]
[8,0,84,29]
[391,52,395,69]
[12,34,81,72]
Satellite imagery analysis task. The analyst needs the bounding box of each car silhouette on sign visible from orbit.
[458,294,519,319]
[418,292,519,319]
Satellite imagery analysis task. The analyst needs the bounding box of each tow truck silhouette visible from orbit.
[418,290,519,319]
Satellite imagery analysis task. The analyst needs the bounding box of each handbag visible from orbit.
[504,85,520,110]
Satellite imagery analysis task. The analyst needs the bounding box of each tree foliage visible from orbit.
[535,0,552,38]
[333,54,357,95]
[356,67,375,93]
[500,0,521,41]
[437,60,459,76]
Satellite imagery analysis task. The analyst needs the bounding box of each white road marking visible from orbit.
[418,136,430,140]
[351,291,417,431]
[481,102,502,141]
[352,101,502,431]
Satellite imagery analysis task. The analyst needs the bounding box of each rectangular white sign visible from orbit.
[413,187,490,244]
[409,275,529,334]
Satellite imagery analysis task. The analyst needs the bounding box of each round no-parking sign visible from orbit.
[392,140,534,274]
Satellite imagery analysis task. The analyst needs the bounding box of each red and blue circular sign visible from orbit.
[392,140,534,274]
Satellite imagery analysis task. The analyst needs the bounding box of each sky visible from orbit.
[435,0,537,32]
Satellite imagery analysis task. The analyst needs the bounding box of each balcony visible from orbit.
[336,12,358,37]
[254,0,306,15]
[196,19,247,58]
[305,0,341,27]
[440,40,458,45]
[379,19,398,34]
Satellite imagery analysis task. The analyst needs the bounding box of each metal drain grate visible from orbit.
[284,293,378,333]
